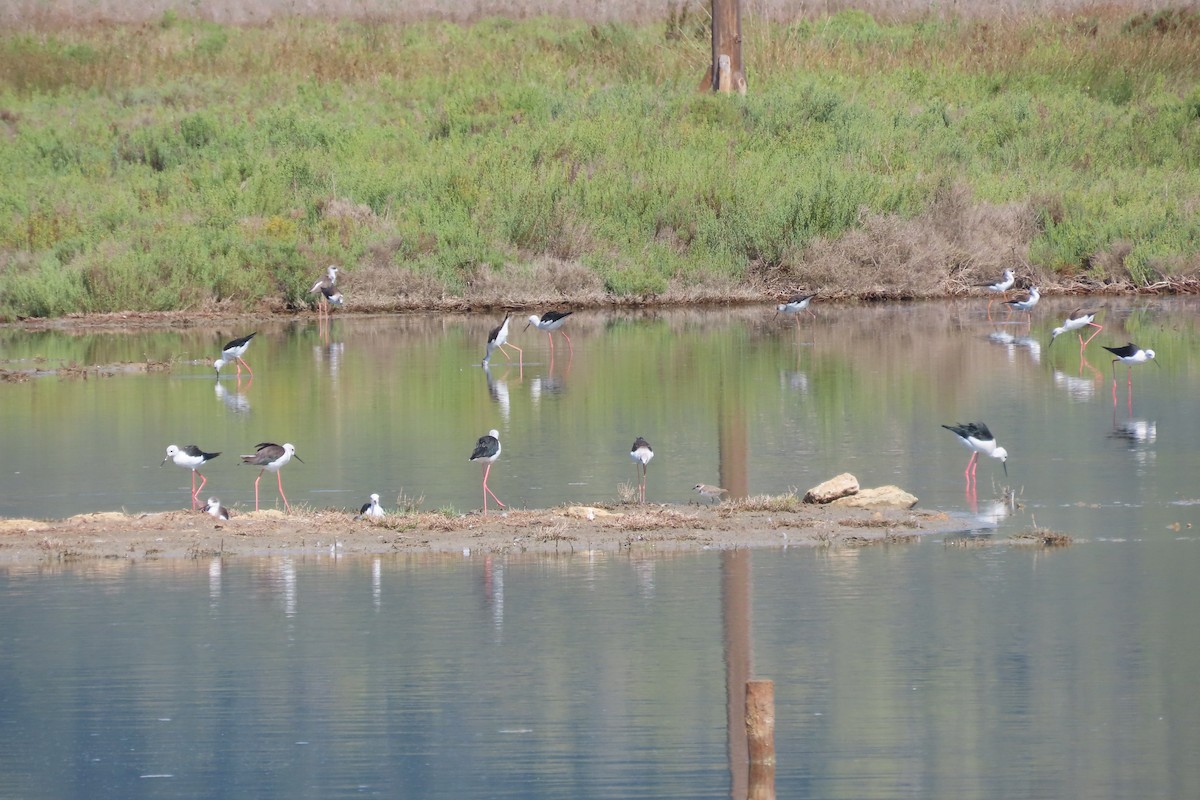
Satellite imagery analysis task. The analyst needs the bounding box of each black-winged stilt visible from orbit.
[630,437,653,503]
[309,265,342,315]
[942,422,1008,484]
[161,444,220,510]
[204,497,230,520]
[358,493,384,519]
[693,483,728,504]
[774,293,816,324]
[470,430,504,513]
[1103,342,1157,385]
[214,332,256,380]
[980,268,1015,318]
[240,442,302,512]
[525,311,573,356]
[1049,308,1103,354]
[483,313,522,368]
[1003,286,1039,322]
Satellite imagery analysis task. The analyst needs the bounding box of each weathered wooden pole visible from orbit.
[746,679,776,799]
[707,0,747,95]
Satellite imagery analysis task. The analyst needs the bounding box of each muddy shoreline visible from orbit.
[0,502,991,564]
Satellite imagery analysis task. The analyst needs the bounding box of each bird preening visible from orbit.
[629,437,653,504]
[470,429,504,514]
[358,493,385,520]
[309,265,343,316]
[204,497,229,520]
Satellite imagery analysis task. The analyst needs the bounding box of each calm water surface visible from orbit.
[2,299,1200,797]
[1,542,1198,799]
[2,297,1198,538]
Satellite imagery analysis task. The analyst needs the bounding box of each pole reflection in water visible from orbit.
[723,549,753,800]
[2,298,1199,530]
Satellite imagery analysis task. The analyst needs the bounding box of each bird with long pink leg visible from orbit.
[483,313,522,369]
[1049,308,1103,356]
[161,444,220,510]
[470,429,505,514]
[214,332,256,381]
[240,442,302,512]
[1103,342,1157,404]
[525,311,573,357]
[942,422,1008,487]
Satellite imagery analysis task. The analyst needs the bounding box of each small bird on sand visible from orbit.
[358,493,385,520]
[204,497,230,520]
[693,484,729,504]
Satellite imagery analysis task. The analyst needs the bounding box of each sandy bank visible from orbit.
[0,502,985,563]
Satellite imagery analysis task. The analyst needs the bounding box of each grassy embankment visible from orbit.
[0,7,1198,320]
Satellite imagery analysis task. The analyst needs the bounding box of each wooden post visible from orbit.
[745,679,775,764]
[707,0,747,95]
[746,679,776,800]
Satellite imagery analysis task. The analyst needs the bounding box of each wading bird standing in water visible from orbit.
[630,437,654,504]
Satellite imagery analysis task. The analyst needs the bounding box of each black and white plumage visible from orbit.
[774,293,817,323]
[525,311,573,356]
[483,314,522,367]
[630,437,654,504]
[1049,308,1103,352]
[358,493,385,520]
[470,429,504,513]
[942,422,1008,482]
[980,269,1016,294]
[161,444,220,510]
[1003,286,1039,320]
[214,332,256,379]
[980,268,1016,317]
[309,265,342,314]
[204,497,230,520]
[240,442,303,512]
[1103,342,1158,383]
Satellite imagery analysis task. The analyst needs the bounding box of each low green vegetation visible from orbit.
[1,7,1198,319]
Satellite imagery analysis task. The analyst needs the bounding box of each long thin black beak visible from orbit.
[1003,461,1008,477]
[159,458,167,467]
[293,454,305,463]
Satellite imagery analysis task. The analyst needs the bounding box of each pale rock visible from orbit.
[803,473,860,504]
[830,486,918,509]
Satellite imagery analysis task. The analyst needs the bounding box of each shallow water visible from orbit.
[1,541,1198,799]
[2,297,1197,541]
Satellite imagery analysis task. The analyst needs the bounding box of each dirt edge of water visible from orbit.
[0,502,999,563]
